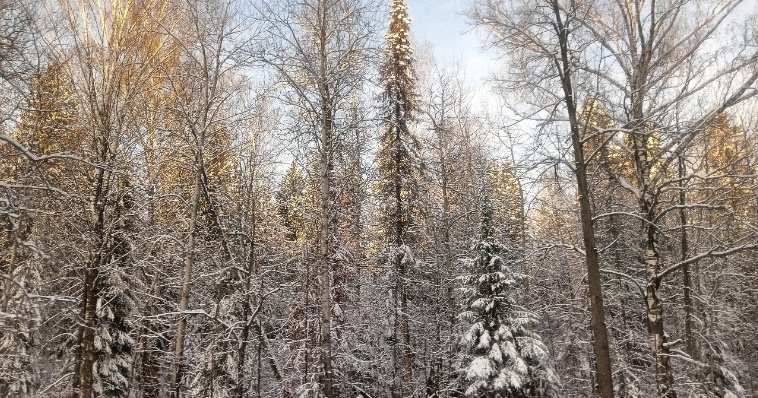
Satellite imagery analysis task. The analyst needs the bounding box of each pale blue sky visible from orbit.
[404,0,758,111]
[406,0,500,102]
[408,0,473,57]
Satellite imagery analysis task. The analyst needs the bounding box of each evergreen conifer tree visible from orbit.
[377,0,422,394]
[277,162,308,243]
[459,187,557,397]
[93,179,137,398]
[378,0,421,245]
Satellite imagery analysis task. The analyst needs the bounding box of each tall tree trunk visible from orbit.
[678,156,696,359]
[641,233,676,398]
[137,275,163,398]
[630,80,677,398]
[74,144,112,398]
[550,2,615,397]
[627,0,676,392]
[352,129,365,302]
[169,164,202,397]
[235,202,256,398]
[316,2,334,394]
[392,118,413,396]
[134,116,162,398]
[630,122,676,398]
[319,148,334,397]
[388,91,414,397]
[391,263,401,398]
[400,281,412,395]
[75,266,98,398]
[438,127,455,389]
[631,119,676,398]
[319,100,334,398]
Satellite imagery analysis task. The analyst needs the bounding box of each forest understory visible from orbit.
[1,0,757,397]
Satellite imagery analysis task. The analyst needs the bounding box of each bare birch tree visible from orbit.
[256,0,376,394]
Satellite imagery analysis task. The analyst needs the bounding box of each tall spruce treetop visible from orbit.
[378,0,421,245]
[378,1,421,394]
[459,187,557,397]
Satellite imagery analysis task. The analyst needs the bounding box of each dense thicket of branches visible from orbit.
[1,0,756,397]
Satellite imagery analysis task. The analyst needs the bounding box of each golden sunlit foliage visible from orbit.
[486,161,524,244]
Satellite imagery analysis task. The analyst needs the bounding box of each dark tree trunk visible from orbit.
[678,156,696,359]
[74,142,111,398]
[550,2,615,396]
[169,166,202,397]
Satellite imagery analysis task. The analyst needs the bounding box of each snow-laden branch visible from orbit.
[593,211,651,225]
[533,243,585,257]
[600,268,645,299]
[653,203,727,223]
[657,244,758,280]
[0,181,66,196]
[0,133,100,167]
[598,238,619,255]
[246,285,282,327]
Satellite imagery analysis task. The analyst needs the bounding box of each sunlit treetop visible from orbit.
[383,0,416,111]
[376,0,423,245]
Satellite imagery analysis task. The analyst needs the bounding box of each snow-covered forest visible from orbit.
[1,0,757,396]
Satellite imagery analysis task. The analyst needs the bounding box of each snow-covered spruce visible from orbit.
[459,196,557,397]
